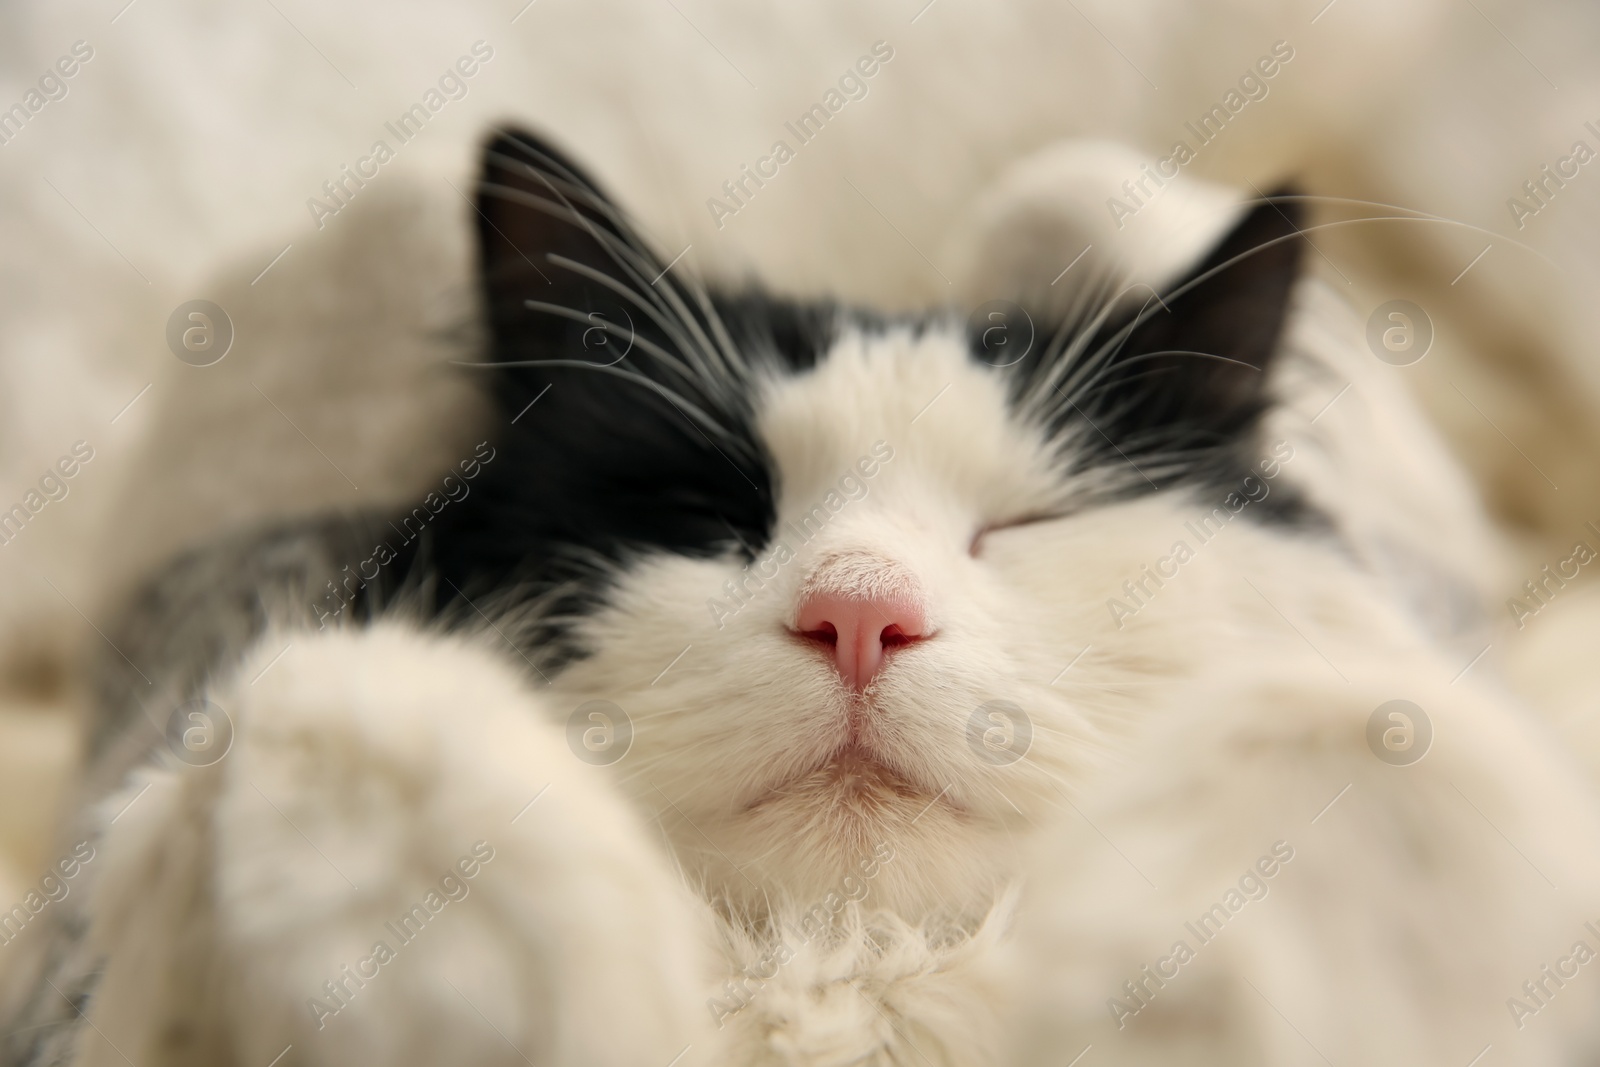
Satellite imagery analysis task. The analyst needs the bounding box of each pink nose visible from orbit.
[794,589,928,691]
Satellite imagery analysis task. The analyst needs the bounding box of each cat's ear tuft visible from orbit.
[474,127,660,349]
[1088,186,1306,450]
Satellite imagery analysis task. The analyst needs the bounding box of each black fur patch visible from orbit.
[995,191,1314,520]
[391,129,1316,659]
[391,128,846,660]
[711,290,841,374]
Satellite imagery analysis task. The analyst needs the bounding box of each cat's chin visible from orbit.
[743,741,953,816]
[687,746,1009,923]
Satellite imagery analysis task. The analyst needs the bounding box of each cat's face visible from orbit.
[416,129,1305,919]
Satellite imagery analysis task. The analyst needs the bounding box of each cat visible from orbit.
[6,127,1600,1067]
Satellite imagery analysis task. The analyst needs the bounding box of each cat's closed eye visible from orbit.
[968,513,1060,557]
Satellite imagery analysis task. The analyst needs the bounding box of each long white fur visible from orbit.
[55,139,1600,1066]
[9,15,1600,943]
[3,6,1600,1062]
[83,627,724,1067]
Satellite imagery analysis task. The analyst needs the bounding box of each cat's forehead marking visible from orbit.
[753,320,1062,514]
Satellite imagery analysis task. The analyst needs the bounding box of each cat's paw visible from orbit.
[1003,662,1600,1067]
[86,622,722,1067]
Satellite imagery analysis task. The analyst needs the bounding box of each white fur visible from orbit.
[556,326,1093,926]
[12,11,1600,1062]
[999,503,1600,1064]
[73,289,1600,1062]
[84,626,723,1067]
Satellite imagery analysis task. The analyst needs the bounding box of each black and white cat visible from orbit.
[7,128,1600,1067]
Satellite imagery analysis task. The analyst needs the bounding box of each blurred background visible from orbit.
[2,0,1599,924]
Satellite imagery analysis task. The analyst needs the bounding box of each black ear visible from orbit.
[475,127,668,360]
[1078,188,1305,463]
[403,128,774,634]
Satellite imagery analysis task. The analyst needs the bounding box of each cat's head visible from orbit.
[422,128,1306,920]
